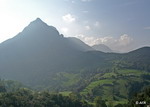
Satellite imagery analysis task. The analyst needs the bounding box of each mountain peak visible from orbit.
[18,18,60,40]
[33,18,46,24]
[30,18,47,26]
[35,17,43,21]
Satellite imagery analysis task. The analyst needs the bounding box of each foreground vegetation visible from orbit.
[0,72,150,107]
[0,88,91,107]
[0,85,150,107]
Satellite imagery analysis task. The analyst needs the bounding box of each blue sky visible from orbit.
[0,0,150,52]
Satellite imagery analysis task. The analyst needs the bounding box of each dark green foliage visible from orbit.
[79,68,150,105]
[116,47,150,72]
[114,104,127,107]
[128,87,150,107]
[142,74,150,80]
[0,89,91,107]
[94,96,107,107]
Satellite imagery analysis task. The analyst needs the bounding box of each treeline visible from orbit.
[0,78,150,107]
[128,87,150,107]
[0,88,92,107]
[0,79,91,107]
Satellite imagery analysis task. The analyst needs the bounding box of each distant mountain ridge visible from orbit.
[67,37,94,51]
[0,18,150,91]
[92,44,112,53]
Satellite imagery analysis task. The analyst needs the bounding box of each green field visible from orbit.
[59,91,72,96]
[79,69,150,105]
[81,79,114,95]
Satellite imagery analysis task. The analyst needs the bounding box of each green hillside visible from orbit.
[54,68,150,106]
[80,69,150,104]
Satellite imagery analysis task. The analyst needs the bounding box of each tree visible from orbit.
[0,89,91,107]
[128,87,150,107]
[94,96,107,107]
[107,101,114,107]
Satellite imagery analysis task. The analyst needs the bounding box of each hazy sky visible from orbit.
[0,0,150,52]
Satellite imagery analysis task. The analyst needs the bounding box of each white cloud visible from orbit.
[75,34,133,52]
[62,14,76,23]
[61,27,69,33]
[118,34,133,46]
[85,25,91,30]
